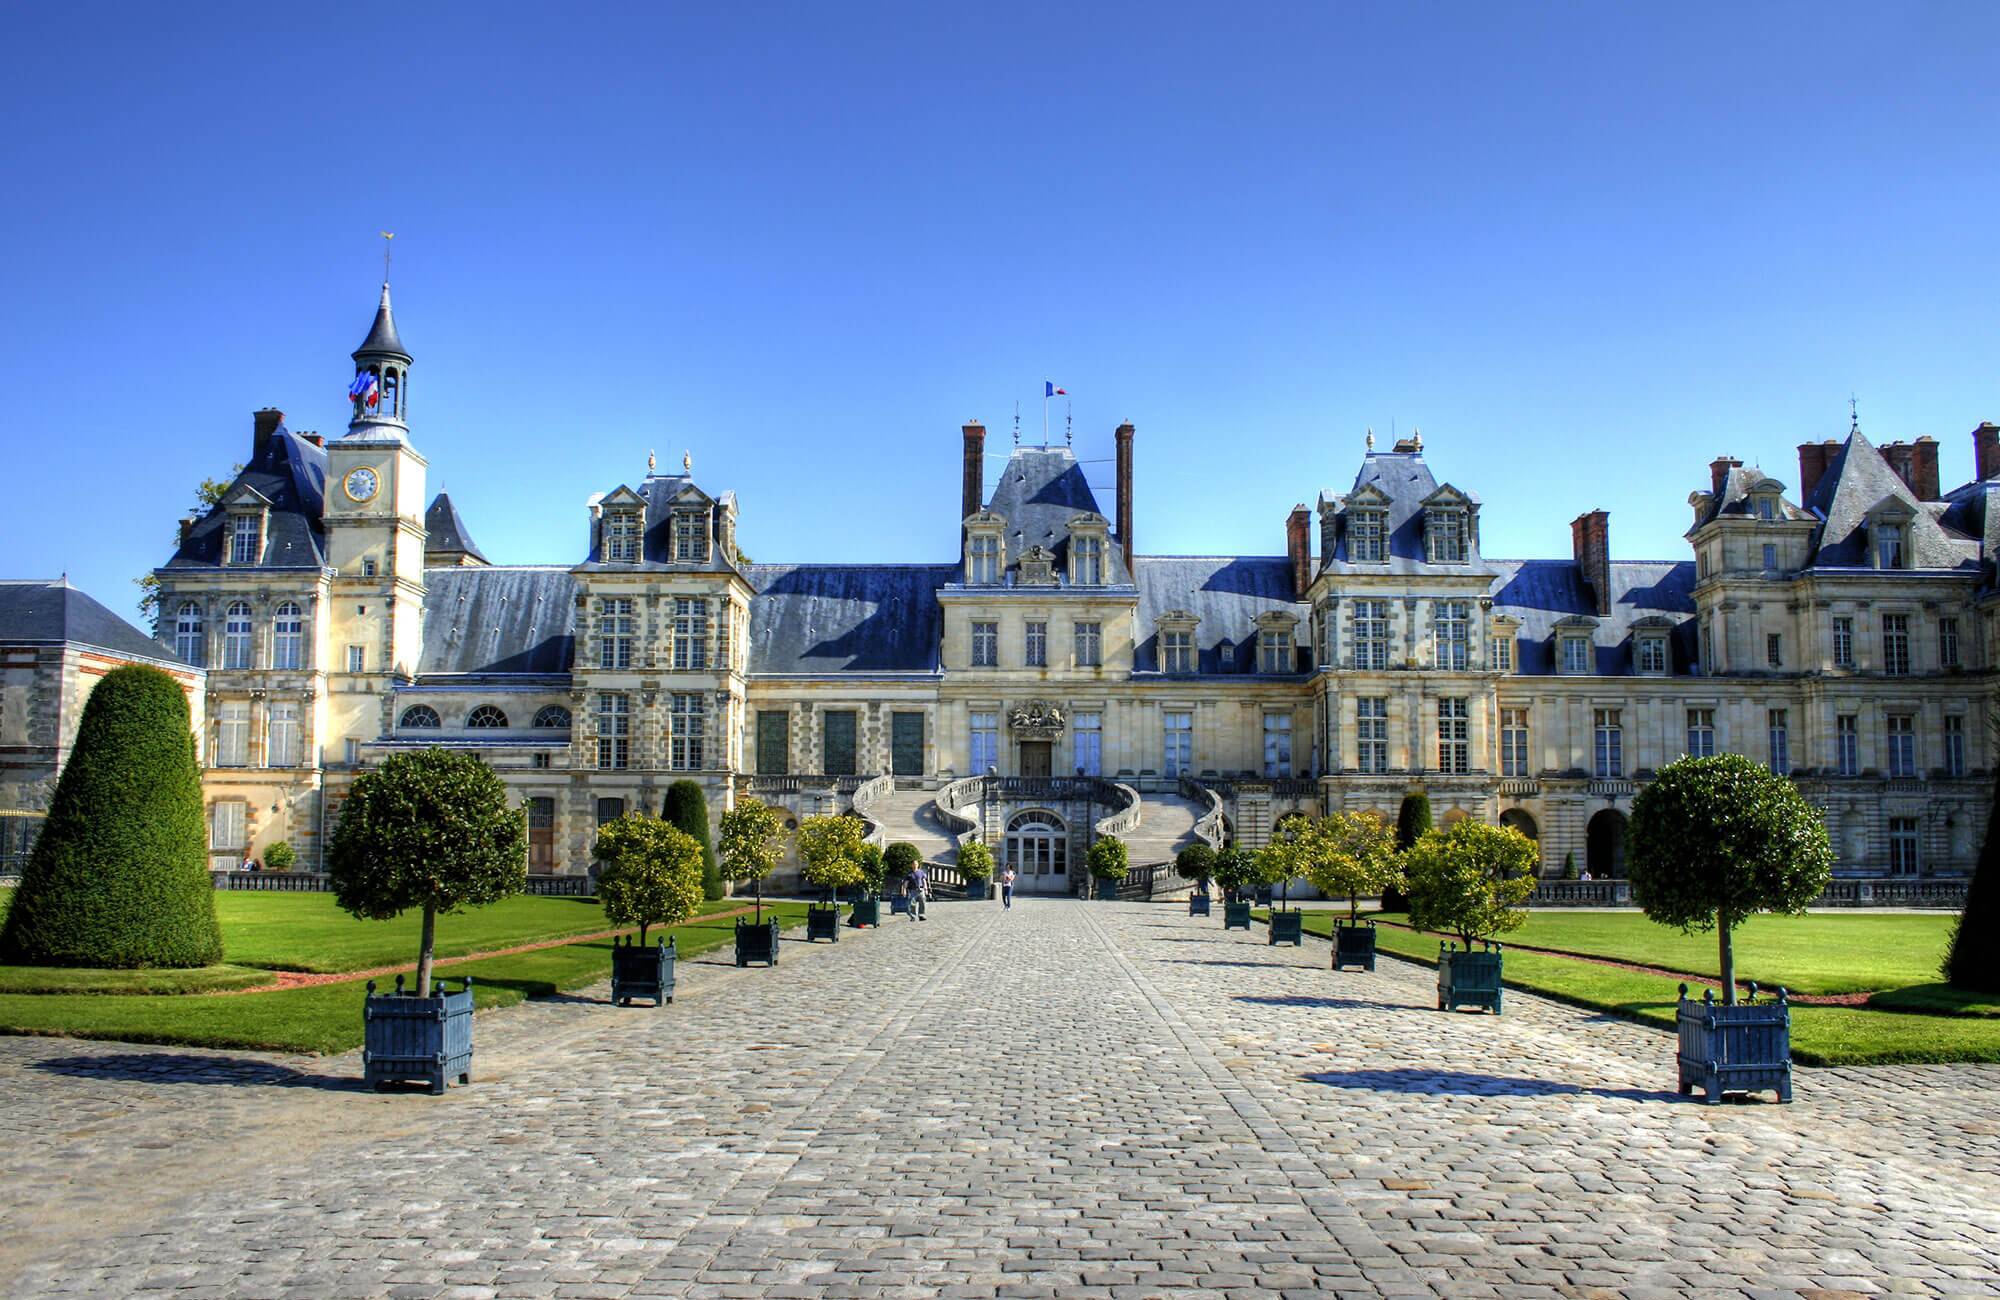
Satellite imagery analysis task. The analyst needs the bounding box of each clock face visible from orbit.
[344,467,379,503]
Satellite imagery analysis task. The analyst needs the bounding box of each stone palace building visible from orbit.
[112,283,2000,893]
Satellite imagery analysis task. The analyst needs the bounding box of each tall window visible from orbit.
[673,597,708,670]
[1766,633,1782,668]
[230,515,259,565]
[670,692,705,769]
[1493,631,1513,673]
[1025,621,1048,668]
[1944,715,1966,777]
[267,702,299,768]
[969,711,998,775]
[1500,707,1529,778]
[271,601,303,669]
[1885,713,1916,778]
[1876,523,1906,569]
[1593,708,1622,779]
[595,693,630,769]
[1162,710,1192,778]
[527,797,556,871]
[599,598,635,669]
[1836,714,1859,776]
[968,535,1000,584]
[1637,636,1666,675]
[1940,618,1961,669]
[1074,621,1101,668]
[215,701,249,767]
[1427,509,1467,563]
[1437,698,1468,774]
[1889,817,1920,875]
[971,620,998,668]
[605,511,641,562]
[1767,709,1789,776]
[1882,614,1910,676]
[1072,536,1103,585]
[1357,698,1388,773]
[1349,510,1385,562]
[1761,542,1777,571]
[174,602,204,666]
[1686,708,1715,758]
[1832,616,1854,668]
[1562,636,1591,674]
[1263,713,1292,778]
[673,510,708,562]
[209,800,246,866]
[1259,628,1293,674]
[1354,600,1389,670]
[1434,602,1469,670]
[1161,630,1192,673]
[718,603,734,671]
[595,797,626,826]
[347,645,365,673]
[224,602,253,669]
[1073,711,1102,776]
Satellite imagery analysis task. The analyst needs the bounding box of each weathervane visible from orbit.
[647,449,656,474]
[379,230,395,281]
[683,450,692,475]
[1849,393,1860,434]
[1065,399,1073,446]
[1366,426,1375,450]
[1013,400,1021,447]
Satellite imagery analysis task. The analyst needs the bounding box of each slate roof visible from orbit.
[1490,559,1699,675]
[575,473,745,575]
[1691,463,1815,528]
[1802,431,1979,571]
[424,493,488,563]
[0,580,179,663]
[1317,450,1500,576]
[354,283,408,358]
[1132,557,1310,674]
[162,424,328,570]
[417,567,576,676]
[984,448,1131,584]
[745,564,954,674]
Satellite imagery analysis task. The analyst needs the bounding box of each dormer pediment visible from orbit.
[1254,609,1300,632]
[963,509,1007,531]
[1067,511,1109,531]
[1865,495,1918,523]
[670,483,714,506]
[1421,483,1474,508]
[1155,607,1199,630]
[600,486,646,509]
[223,483,273,511]
[1345,484,1390,509]
[1554,613,1600,631]
[1630,615,1676,631]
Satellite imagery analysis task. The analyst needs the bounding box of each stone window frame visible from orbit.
[1943,713,1966,777]
[1835,713,1860,776]
[214,700,251,768]
[669,691,706,770]
[400,705,441,729]
[1262,711,1293,779]
[1024,620,1048,668]
[1068,513,1111,585]
[1432,600,1471,671]
[272,601,305,670]
[672,596,709,671]
[595,692,631,770]
[1074,620,1103,669]
[1351,599,1391,671]
[266,702,301,769]
[222,601,255,670]
[1686,707,1716,758]
[1939,617,1961,669]
[467,705,510,729]
[174,601,205,666]
[1155,608,1198,675]
[1436,697,1470,775]
[1593,707,1623,779]
[1499,705,1530,778]
[1832,615,1855,668]
[964,512,1007,585]
[1355,697,1389,774]
[534,705,572,730]
[1881,612,1912,676]
[970,620,999,668]
[1888,816,1921,874]
[599,597,637,670]
[604,509,644,564]
[1884,711,1918,778]
[1767,708,1790,776]
[228,512,263,566]
[672,508,711,564]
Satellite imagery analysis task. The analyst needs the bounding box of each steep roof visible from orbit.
[354,282,408,359]
[424,493,488,563]
[1319,449,1500,576]
[745,564,953,674]
[0,580,177,662]
[1132,557,1309,673]
[1804,430,1978,571]
[161,424,328,570]
[575,472,746,575]
[984,447,1130,583]
[417,567,576,676]
[1490,559,1698,675]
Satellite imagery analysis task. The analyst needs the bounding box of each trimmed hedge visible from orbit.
[1382,790,1432,913]
[664,780,724,901]
[0,665,222,968]
[1944,767,2000,992]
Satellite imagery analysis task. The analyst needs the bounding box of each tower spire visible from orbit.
[346,267,413,441]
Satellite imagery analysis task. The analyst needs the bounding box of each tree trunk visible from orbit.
[755,877,763,923]
[1348,894,1359,923]
[640,921,650,945]
[1718,911,1737,1006]
[416,901,437,999]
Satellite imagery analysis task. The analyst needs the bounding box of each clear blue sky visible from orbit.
[4,3,1997,620]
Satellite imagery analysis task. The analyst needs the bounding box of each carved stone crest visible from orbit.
[1008,699,1067,737]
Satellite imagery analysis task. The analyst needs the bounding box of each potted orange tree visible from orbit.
[593,812,703,1006]
[720,797,788,965]
[1403,819,1536,1014]
[797,814,865,941]
[1303,809,1400,972]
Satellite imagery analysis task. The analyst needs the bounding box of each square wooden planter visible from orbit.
[610,936,677,1007]
[1677,984,1793,1104]
[1094,875,1123,900]
[1223,900,1252,930]
[1332,922,1376,972]
[1188,893,1211,917]
[1437,943,1505,1014]
[806,903,842,942]
[964,879,990,900]
[363,975,475,1094]
[1268,910,1304,945]
[849,897,881,928]
[889,894,911,916]
[735,915,781,966]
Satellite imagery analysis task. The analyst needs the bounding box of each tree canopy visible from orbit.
[718,797,788,921]
[1294,809,1401,922]
[796,814,867,896]
[1211,845,1257,898]
[1086,834,1129,881]
[956,838,995,881]
[1174,841,1216,885]
[1402,819,1538,949]
[1944,766,2000,991]
[593,814,705,943]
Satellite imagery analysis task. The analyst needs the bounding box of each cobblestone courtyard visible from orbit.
[2,901,1997,1299]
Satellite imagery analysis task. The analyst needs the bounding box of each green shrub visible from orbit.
[956,839,995,881]
[719,797,788,921]
[797,814,866,898]
[0,665,221,968]
[1945,768,2000,991]
[1561,850,1579,881]
[1174,842,1216,885]
[1211,845,1257,899]
[1087,835,1129,881]
[857,843,886,896]
[262,841,296,873]
[664,780,724,901]
[884,841,922,884]
[1381,791,1431,912]
[1403,820,1538,949]
[593,814,704,943]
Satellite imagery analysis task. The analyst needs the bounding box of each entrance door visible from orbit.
[1005,812,1068,893]
[891,712,924,777]
[823,710,857,776]
[1019,740,1052,778]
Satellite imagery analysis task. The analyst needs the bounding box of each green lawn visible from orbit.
[1257,909,2000,1067]
[0,902,810,1055]
[215,893,630,973]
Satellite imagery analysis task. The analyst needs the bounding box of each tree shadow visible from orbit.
[31,1052,363,1092]
[1302,1066,1682,1103]
[1234,993,1415,1013]
[1148,937,1218,944]
[1160,958,1290,968]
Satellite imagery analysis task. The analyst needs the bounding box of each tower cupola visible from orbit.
[345,282,412,441]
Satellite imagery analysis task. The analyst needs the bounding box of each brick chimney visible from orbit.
[1975,422,2000,482]
[1880,442,1917,497]
[300,431,324,448]
[1571,509,1611,617]
[1709,455,1741,498]
[252,408,285,464]
[178,517,197,546]
[1910,436,1940,500]
[960,420,985,541]
[1798,441,1833,503]
[1114,421,1136,571]
[1285,505,1311,599]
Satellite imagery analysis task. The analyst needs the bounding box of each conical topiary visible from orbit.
[1944,770,2000,992]
[1380,790,1432,913]
[0,665,222,967]
[664,780,724,901]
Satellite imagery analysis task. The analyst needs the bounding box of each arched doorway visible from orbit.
[1005,810,1069,894]
[1499,809,1541,874]
[1586,809,1627,879]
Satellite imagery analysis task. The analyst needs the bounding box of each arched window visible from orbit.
[466,705,509,728]
[271,601,304,670]
[533,705,572,730]
[1004,811,1069,889]
[399,705,441,729]
[223,601,253,669]
[383,367,400,418]
[174,602,204,666]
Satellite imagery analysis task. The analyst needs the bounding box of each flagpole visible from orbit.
[1042,386,1049,449]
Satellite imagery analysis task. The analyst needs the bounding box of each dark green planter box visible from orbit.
[965,879,990,900]
[806,903,841,942]
[1223,900,1251,929]
[1268,910,1304,945]
[363,975,474,1094]
[1094,874,1124,900]
[611,935,677,1006]
[1188,893,1211,917]
[734,915,781,966]
[1677,983,1792,1104]
[889,894,911,915]
[1332,923,1376,972]
[849,897,880,927]
[1438,943,1504,1014]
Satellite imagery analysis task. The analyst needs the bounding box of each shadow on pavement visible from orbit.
[1303,1066,1681,1103]
[1235,993,1415,1013]
[1160,958,1289,968]
[31,1052,364,1091]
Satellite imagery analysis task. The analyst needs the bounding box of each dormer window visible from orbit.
[1637,635,1668,675]
[605,511,642,563]
[1073,535,1103,585]
[1876,522,1906,569]
[1426,509,1467,563]
[1562,636,1591,674]
[1259,628,1294,674]
[672,509,709,563]
[968,535,999,584]
[229,514,260,565]
[1490,617,1518,673]
[1156,609,1199,674]
[1756,495,1776,520]
[1350,510,1386,562]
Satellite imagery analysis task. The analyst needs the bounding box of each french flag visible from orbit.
[1045,381,1066,397]
[348,371,380,408]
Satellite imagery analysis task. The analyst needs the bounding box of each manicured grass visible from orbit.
[0,964,272,995]
[0,902,811,1055]
[1256,909,2000,1066]
[214,893,631,972]
[1867,983,2000,1018]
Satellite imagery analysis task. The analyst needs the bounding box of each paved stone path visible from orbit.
[2,901,1998,1298]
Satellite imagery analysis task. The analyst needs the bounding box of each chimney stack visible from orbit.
[1910,436,1940,501]
[252,408,285,464]
[1114,421,1136,571]
[1709,455,1741,498]
[1881,442,1917,495]
[961,421,986,544]
[1285,505,1311,599]
[178,517,197,546]
[1571,509,1611,618]
[1797,440,1836,504]
[300,431,324,448]
[1975,422,2000,482]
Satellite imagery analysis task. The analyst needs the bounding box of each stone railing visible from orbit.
[849,773,896,847]
[1179,774,1227,849]
[1091,781,1143,838]
[738,774,869,797]
[1530,879,1630,906]
[1531,876,1969,910]
[1193,776,1318,801]
[211,870,331,892]
[1586,779,1638,798]
[1498,779,1541,797]
[934,774,987,850]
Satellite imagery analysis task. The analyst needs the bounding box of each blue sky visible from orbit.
[3,3,1997,620]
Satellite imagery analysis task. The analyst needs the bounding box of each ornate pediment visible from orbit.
[1008,699,1067,738]
[1019,544,1057,586]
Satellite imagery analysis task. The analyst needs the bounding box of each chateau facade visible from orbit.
[145,285,1998,892]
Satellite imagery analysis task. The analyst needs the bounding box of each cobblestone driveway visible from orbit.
[2,901,1997,1298]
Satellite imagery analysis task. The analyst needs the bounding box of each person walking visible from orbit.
[906,864,929,921]
[1000,865,1016,910]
